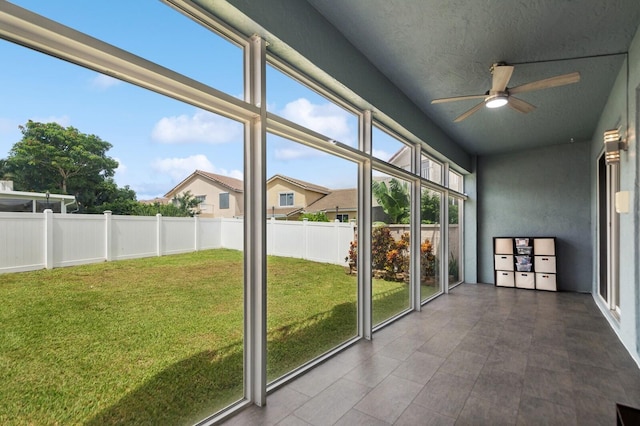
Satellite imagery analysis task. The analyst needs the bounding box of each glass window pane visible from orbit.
[219,192,230,209]
[0,38,244,424]
[421,153,442,184]
[266,133,358,382]
[372,124,410,166]
[372,171,411,325]
[421,187,442,301]
[449,170,463,192]
[11,0,244,98]
[448,196,463,285]
[266,65,358,147]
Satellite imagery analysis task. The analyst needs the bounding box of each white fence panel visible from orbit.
[219,218,243,251]
[53,214,105,267]
[304,221,353,265]
[269,220,305,260]
[1,213,359,273]
[162,216,196,255]
[111,215,157,260]
[0,213,45,273]
[199,218,222,250]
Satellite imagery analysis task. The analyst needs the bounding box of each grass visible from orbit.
[0,249,438,425]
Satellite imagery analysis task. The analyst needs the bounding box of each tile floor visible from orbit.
[223,284,640,425]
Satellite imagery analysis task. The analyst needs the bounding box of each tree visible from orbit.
[84,178,138,215]
[4,121,121,211]
[299,212,329,222]
[372,178,410,224]
[132,191,201,217]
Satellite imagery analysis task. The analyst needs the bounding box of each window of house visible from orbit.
[449,170,463,193]
[336,214,349,222]
[421,153,443,184]
[219,193,229,209]
[279,192,294,207]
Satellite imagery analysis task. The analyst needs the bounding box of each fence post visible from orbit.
[303,218,309,260]
[194,215,200,252]
[104,210,112,261]
[156,213,162,257]
[334,219,340,264]
[44,209,53,269]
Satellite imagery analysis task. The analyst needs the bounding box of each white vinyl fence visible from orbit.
[0,211,356,274]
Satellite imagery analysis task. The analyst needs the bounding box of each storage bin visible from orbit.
[535,256,556,273]
[536,273,557,291]
[516,263,532,272]
[494,238,514,254]
[534,238,555,255]
[515,272,535,289]
[515,255,531,265]
[515,238,529,247]
[494,255,514,271]
[496,271,515,287]
[516,247,533,255]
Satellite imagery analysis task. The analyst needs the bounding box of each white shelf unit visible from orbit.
[493,237,557,291]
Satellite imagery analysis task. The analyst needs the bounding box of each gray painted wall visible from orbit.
[588,24,639,365]
[477,142,591,292]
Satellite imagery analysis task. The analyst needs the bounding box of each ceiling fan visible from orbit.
[431,63,580,122]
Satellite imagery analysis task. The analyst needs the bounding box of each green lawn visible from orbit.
[0,249,438,425]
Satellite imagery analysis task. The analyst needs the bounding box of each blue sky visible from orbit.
[0,1,403,199]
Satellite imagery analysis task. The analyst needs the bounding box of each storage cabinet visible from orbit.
[493,237,557,291]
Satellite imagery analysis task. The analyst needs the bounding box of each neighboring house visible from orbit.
[305,188,357,222]
[0,180,77,213]
[164,170,243,218]
[387,145,443,185]
[266,174,330,220]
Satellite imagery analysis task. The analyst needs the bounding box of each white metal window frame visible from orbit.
[0,1,468,423]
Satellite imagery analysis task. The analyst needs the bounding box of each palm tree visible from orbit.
[372,178,410,224]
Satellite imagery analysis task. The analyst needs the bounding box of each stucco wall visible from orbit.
[589,24,640,365]
[477,142,592,292]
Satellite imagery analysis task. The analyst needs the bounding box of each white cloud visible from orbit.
[91,74,121,90]
[274,146,325,161]
[152,154,214,181]
[114,157,127,175]
[279,98,354,144]
[151,154,243,183]
[151,109,242,144]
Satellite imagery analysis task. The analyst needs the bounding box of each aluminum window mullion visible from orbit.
[359,110,373,340]
[244,35,267,408]
[410,144,421,311]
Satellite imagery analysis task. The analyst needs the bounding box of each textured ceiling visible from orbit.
[306,0,640,155]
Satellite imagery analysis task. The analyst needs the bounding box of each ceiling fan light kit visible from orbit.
[485,93,508,108]
[431,63,580,122]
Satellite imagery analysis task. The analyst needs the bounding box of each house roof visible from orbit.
[164,170,244,197]
[267,174,331,195]
[306,188,357,212]
[268,206,304,218]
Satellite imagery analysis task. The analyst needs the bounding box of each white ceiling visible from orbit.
[305,0,640,155]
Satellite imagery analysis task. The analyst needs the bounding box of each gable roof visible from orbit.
[267,174,330,195]
[164,170,244,197]
[306,188,357,212]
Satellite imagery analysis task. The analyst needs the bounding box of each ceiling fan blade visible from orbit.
[510,72,580,94]
[491,65,514,92]
[453,102,484,122]
[508,96,536,113]
[431,94,486,104]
